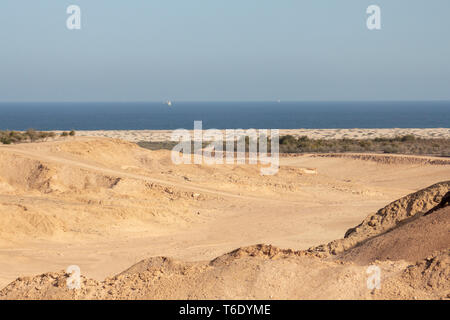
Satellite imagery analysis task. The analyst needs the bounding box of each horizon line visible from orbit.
[1,100,450,104]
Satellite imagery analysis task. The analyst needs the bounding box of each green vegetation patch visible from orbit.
[278,135,449,157]
[0,129,75,144]
[138,135,450,158]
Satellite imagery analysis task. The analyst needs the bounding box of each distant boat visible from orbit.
[165,100,172,107]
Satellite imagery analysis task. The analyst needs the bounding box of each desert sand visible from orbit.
[67,128,450,142]
[0,136,448,299]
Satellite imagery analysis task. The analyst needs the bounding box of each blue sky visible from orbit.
[0,0,449,102]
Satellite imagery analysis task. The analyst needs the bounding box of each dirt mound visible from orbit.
[400,250,450,295]
[375,249,450,299]
[311,181,450,256]
[0,150,123,194]
[338,207,450,264]
[0,244,375,300]
[117,257,196,276]
[0,243,447,300]
[56,138,144,164]
[118,245,314,279]
[0,272,100,300]
[0,140,210,242]
[210,244,312,266]
[0,153,55,193]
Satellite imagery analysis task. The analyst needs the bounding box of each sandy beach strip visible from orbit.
[69,128,450,142]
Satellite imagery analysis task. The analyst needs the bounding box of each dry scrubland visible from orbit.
[79,128,450,156]
[73,128,450,142]
[138,135,450,157]
[0,136,448,299]
[0,129,74,144]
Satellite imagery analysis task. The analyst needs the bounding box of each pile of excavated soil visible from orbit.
[310,181,450,256]
[375,249,450,300]
[1,243,448,300]
[0,245,397,300]
[338,206,450,264]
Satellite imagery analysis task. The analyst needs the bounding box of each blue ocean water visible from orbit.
[0,101,448,130]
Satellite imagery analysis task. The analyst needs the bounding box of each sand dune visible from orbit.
[0,137,448,299]
[70,128,450,142]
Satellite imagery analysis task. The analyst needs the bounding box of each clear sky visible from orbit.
[0,0,449,102]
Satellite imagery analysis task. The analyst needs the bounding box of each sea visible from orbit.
[0,101,448,131]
